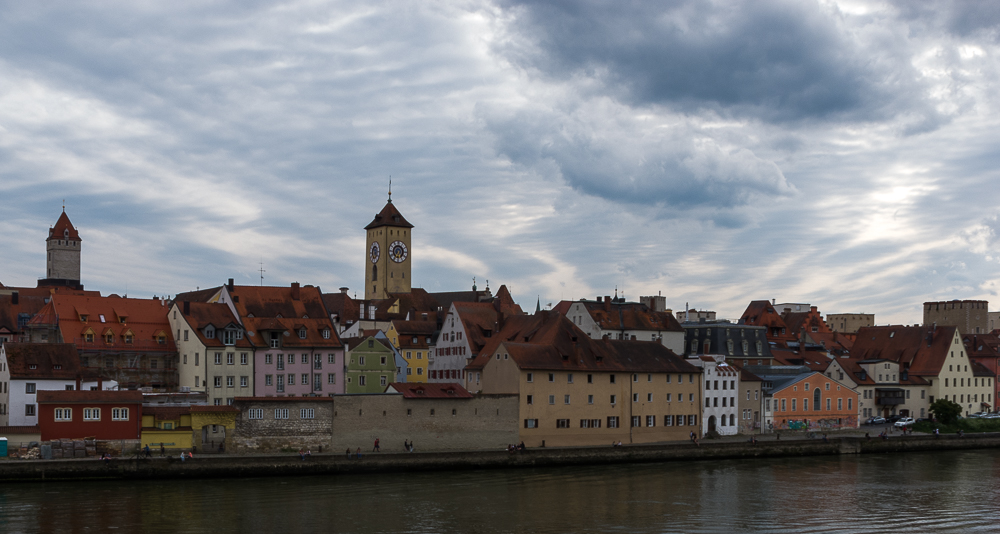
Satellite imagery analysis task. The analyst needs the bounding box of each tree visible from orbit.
[929,398,963,425]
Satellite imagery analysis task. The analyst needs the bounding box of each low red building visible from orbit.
[37,390,142,441]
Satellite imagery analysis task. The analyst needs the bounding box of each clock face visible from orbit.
[370,242,380,263]
[389,240,408,263]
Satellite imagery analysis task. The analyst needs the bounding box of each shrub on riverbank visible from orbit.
[913,418,1000,434]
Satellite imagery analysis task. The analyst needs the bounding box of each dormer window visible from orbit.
[299,328,307,339]
[85,332,94,343]
[80,314,89,323]
[105,333,114,344]
[53,365,61,370]
[124,332,134,344]
[157,335,166,345]
[322,329,331,339]
[222,329,236,345]
[205,326,215,339]
[412,336,418,344]
[28,364,37,370]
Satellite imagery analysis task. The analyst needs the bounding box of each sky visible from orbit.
[2,0,1000,325]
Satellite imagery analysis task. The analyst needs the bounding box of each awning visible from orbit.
[982,402,991,408]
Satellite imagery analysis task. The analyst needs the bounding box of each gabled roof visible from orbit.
[387,382,473,399]
[176,302,255,349]
[229,284,329,322]
[44,294,175,352]
[48,211,81,241]
[392,320,437,349]
[782,307,830,336]
[346,336,393,352]
[2,343,87,380]
[37,390,143,403]
[850,325,957,377]
[365,200,413,229]
[556,299,682,334]
[467,311,698,374]
[173,286,223,304]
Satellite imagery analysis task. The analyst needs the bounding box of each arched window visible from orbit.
[372,265,378,281]
[814,388,821,411]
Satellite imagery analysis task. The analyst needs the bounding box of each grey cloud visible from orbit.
[495,0,931,123]
[478,103,795,224]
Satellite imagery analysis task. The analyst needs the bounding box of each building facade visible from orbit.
[923,300,989,335]
[168,301,255,402]
[364,196,413,300]
[345,336,398,394]
[37,390,142,441]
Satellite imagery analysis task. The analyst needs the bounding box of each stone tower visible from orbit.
[41,209,83,290]
[364,194,412,300]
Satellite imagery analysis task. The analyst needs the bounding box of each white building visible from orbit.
[688,355,740,436]
[0,343,116,426]
[557,297,685,355]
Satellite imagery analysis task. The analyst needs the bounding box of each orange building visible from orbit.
[764,370,859,431]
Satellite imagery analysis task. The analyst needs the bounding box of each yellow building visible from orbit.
[364,195,413,300]
[467,312,702,447]
[387,320,436,383]
[141,405,238,452]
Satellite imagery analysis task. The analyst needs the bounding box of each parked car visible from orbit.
[970,412,988,418]
[984,413,1000,419]
[894,417,915,428]
[886,415,903,425]
[866,416,886,425]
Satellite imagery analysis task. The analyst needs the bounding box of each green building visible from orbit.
[345,336,398,394]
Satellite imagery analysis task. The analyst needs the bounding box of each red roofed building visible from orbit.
[24,294,177,390]
[40,210,84,291]
[554,294,685,354]
[168,300,255,403]
[963,332,1000,404]
[467,311,702,447]
[433,288,525,383]
[851,325,993,416]
[37,390,142,441]
[740,300,797,347]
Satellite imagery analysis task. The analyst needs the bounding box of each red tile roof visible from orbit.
[232,396,334,402]
[177,302,255,349]
[557,299,682,334]
[365,200,413,229]
[850,325,957,377]
[2,343,88,380]
[388,382,474,399]
[48,211,81,241]
[37,390,143,403]
[45,294,175,352]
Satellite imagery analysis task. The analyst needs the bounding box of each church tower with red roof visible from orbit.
[41,208,83,290]
[364,188,413,300]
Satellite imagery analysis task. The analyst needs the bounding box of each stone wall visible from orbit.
[232,398,334,452]
[331,394,519,452]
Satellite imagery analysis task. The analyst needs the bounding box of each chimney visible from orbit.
[772,298,776,305]
[228,278,234,291]
[810,306,817,313]
[183,301,190,315]
[97,377,103,390]
[76,375,82,391]
[604,296,611,312]
[597,296,603,303]
[291,282,300,300]
[11,291,18,305]
[340,287,349,294]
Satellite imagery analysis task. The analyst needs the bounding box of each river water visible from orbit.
[2,449,999,533]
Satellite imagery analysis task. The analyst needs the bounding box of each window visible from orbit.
[610,374,616,384]
[548,373,555,382]
[215,353,222,365]
[223,330,235,345]
[556,419,571,428]
[380,356,387,365]
[524,419,538,428]
[25,383,36,394]
[298,328,307,339]
[588,395,594,404]
[646,415,656,427]
[359,376,367,386]
[55,408,72,421]
[380,375,387,386]
[631,416,641,427]
[328,373,336,384]
[526,395,533,405]
[665,415,673,426]
[359,356,366,365]
[84,407,100,420]
[300,373,308,385]
[688,415,697,426]
[277,375,284,392]
[848,398,853,410]
[837,398,843,410]
[564,395,571,404]
[227,376,235,388]
[647,393,653,402]
[526,373,533,382]
[607,416,620,428]
[610,395,617,405]
[112,408,129,421]
[323,329,331,339]
[633,393,639,402]
[241,353,249,365]
[568,373,574,384]
[213,376,222,388]
[666,393,672,402]
[241,376,248,388]
[227,353,235,365]
[266,375,273,386]
[274,409,289,419]
[25,404,36,417]
[300,408,315,419]
[548,395,555,405]
[249,408,263,419]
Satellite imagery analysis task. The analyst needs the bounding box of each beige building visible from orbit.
[466,312,701,447]
[168,301,254,402]
[825,313,875,333]
[851,325,993,417]
[923,300,989,335]
[824,358,928,420]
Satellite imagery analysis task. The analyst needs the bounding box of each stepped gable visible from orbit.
[181,302,255,349]
[850,325,957,377]
[3,343,84,380]
[48,211,81,241]
[45,294,174,351]
[781,306,830,336]
[365,200,413,229]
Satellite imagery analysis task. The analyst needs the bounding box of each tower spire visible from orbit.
[388,176,392,203]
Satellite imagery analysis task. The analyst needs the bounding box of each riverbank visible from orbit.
[2,432,998,482]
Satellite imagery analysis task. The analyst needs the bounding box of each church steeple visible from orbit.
[364,195,413,300]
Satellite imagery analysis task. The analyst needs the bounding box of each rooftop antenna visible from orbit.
[259,260,266,286]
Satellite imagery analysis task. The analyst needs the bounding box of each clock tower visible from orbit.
[364,192,413,300]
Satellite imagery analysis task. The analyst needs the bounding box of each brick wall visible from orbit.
[233,399,335,452]
[331,394,519,453]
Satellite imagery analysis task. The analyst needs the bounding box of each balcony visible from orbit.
[875,388,905,406]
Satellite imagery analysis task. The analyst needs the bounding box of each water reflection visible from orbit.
[2,450,999,533]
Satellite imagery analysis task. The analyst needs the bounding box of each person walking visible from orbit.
[373,438,380,452]
[160,443,165,457]
[143,444,151,458]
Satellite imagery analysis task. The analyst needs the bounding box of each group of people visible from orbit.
[298,449,312,460]
[506,442,526,452]
[689,431,700,447]
[403,440,414,452]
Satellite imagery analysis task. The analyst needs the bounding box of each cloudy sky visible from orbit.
[2,0,1000,324]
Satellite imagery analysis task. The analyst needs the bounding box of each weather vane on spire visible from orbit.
[62,199,65,212]
[388,176,392,203]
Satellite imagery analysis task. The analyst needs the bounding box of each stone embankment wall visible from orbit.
[330,394,519,453]
[2,434,998,482]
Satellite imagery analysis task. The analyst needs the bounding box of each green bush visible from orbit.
[929,399,963,424]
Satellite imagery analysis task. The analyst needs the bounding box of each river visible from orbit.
[2,449,998,533]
